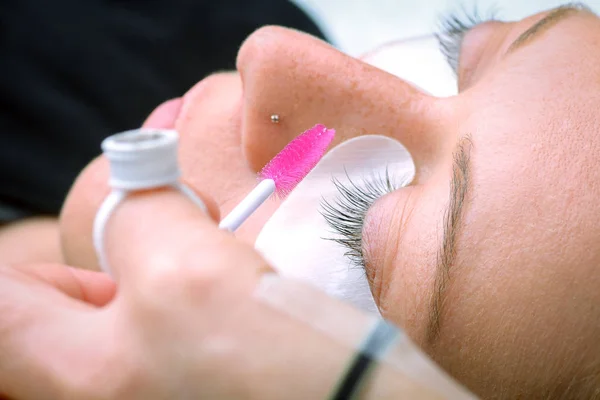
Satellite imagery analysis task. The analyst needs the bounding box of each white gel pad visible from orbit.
[255,135,415,314]
[360,35,457,98]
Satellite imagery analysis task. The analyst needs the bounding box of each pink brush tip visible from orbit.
[259,124,336,197]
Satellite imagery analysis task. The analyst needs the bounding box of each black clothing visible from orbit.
[0,0,325,221]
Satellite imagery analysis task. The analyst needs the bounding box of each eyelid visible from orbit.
[436,7,499,76]
[361,185,419,302]
[442,4,586,85]
[320,170,403,271]
[457,21,503,87]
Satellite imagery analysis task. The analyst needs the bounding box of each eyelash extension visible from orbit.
[435,5,498,75]
[319,169,411,270]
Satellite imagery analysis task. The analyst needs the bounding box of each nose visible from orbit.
[237,26,446,176]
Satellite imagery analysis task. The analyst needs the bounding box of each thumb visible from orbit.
[12,263,116,306]
[0,263,114,399]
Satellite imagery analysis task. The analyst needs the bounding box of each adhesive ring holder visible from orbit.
[93,128,207,277]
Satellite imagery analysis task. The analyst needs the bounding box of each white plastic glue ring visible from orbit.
[93,128,207,277]
[102,128,181,190]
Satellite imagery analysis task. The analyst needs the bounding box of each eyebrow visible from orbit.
[507,4,591,54]
[425,136,472,345]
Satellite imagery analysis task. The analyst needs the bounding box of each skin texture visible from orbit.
[3,4,597,399]
[1,97,456,400]
[364,8,600,398]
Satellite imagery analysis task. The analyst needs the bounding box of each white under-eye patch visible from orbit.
[360,34,458,97]
[255,135,415,314]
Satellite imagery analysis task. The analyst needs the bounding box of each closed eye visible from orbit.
[435,6,498,75]
[320,168,411,270]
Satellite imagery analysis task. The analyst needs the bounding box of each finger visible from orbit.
[12,263,116,306]
[104,185,271,293]
[61,97,183,270]
[0,264,108,399]
[143,97,183,129]
[104,187,226,284]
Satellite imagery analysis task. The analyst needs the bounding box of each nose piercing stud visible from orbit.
[270,114,280,124]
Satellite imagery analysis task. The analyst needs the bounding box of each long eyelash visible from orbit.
[319,168,411,269]
[435,5,499,75]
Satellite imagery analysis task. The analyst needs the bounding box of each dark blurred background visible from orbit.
[0,0,326,221]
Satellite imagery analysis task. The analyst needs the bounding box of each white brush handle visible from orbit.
[219,179,276,232]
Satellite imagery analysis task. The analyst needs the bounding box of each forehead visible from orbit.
[464,9,600,91]
[456,60,600,272]
[457,10,600,149]
[425,6,600,332]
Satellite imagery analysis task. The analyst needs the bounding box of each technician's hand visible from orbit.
[0,187,351,400]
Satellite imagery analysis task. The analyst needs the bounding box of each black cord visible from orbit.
[331,352,372,400]
[330,319,399,400]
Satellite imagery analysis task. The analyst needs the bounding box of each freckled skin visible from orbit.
[62,9,600,399]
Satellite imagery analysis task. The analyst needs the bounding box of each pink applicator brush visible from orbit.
[219,124,336,231]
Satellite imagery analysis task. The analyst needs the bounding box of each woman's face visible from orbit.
[61,4,600,398]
